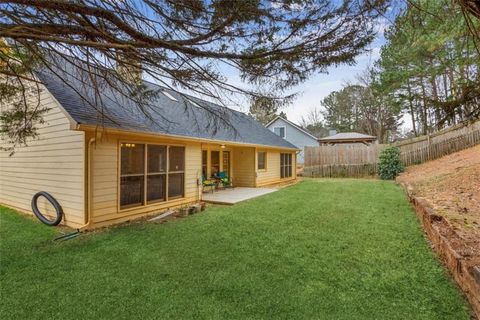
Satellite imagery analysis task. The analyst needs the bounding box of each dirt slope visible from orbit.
[397,145,480,260]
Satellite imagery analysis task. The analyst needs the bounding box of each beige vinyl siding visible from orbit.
[88,133,202,227]
[232,147,255,187]
[256,150,280,186]
[0,89,85,228]
[256,150,296,186]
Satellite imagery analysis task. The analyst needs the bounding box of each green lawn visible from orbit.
[0,179,470,319]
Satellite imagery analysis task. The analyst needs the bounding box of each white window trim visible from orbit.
[273,126,286,139]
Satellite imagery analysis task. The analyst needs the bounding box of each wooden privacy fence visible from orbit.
[394,121,480,166]
[303,163,379,178]
[303,120,480,178]
[303,144,386,178]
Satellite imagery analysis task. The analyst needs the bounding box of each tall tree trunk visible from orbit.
[419,76,429,135]
[442,73,452,125]
[447,67,457,123]
[406,80,418,136]
[429,75,441,130]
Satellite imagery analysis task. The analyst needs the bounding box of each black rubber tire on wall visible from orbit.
[31,191,63,226]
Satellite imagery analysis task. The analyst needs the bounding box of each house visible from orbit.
[318,132,377,145]
[265,116,319,164]
[0,60,298,229]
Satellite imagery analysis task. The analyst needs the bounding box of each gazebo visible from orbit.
[318,132,377,145]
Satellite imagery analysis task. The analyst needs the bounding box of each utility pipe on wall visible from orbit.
[77,137,96,230]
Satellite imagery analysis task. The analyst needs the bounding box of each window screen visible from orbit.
[168,146,185,198]
[146,145,167,203]
[120,143,186,208]
[280,153,293,178]
[120,143,145,207]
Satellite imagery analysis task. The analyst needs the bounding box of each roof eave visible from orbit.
[264,115,281,128]
[319,138,377,142]
[77,124,300,151]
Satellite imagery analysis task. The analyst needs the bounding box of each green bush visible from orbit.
[377,147,404,180]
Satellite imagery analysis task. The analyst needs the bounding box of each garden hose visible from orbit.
[53,230,81,242]
[31,191,63,226]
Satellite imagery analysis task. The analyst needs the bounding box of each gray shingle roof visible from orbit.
[37,60,297,150]
[319,132,377,141]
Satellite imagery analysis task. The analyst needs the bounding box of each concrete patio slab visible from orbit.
[202,187,277,205]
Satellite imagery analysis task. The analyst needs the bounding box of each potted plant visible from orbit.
[178,206,189,217]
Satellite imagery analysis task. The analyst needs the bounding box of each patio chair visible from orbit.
[202,176,216,193]
[215,171,233,189]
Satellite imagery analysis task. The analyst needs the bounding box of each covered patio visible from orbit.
[202,187,277,205]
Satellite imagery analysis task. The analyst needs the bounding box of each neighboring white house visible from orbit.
[266,116,319,164]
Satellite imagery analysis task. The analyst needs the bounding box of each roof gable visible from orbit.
[266,116,318,140]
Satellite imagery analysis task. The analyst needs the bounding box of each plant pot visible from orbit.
[188,207,195,215]
[200,202,207,211]
[191,203,202,213]
[178,208,189,217]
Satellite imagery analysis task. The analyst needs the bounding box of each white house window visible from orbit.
[274,127,286,138]
[120,143,185,209]
[257,151,266,170]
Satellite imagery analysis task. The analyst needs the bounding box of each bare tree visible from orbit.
[0,0,388,149]
[299,106,329,138]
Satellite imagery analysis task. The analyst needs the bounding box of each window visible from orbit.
[147,145,166,203]
[257,151,266,170]
[211,151,220,177]
[280,153,293,178]
[202,150,208,178]
[222,151,230,176]
[273,127,286,138]
[168,146,185,199]
[120,143,185,209]
[120,143,145,208]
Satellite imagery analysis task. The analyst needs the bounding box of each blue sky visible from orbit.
[279,44,383,123]
[226,19,391,124]
[136,1,394,127]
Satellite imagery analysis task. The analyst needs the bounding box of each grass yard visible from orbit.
[0,179,470,319]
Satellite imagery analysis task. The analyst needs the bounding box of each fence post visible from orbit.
[427,134,431,161]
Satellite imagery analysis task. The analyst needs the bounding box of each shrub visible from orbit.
[377,147,404,180]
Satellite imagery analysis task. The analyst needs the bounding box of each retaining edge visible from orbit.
[399,182,480,319]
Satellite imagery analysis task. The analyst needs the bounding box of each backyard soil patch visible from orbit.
[397,145,480,318]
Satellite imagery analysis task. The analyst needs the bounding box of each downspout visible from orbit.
[77,137,95,230]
